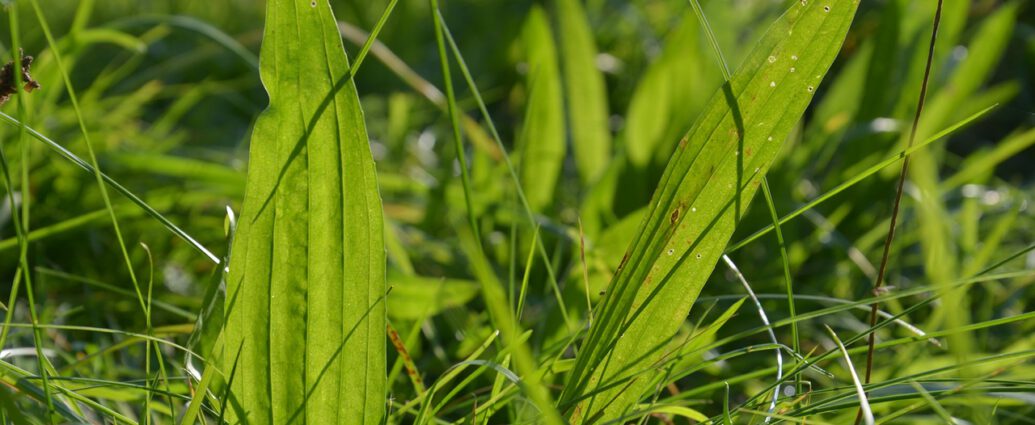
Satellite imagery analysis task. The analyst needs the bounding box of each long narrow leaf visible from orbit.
[223,0,386,423]
[518,6,566,212]
[553,0,611,184]
[560,1,861,421]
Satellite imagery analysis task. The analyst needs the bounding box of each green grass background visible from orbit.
[1,0,1034,423]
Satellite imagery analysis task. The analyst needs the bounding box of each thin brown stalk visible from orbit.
[856,1,943,423]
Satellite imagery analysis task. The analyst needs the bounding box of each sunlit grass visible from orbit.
[1,0,1033,424]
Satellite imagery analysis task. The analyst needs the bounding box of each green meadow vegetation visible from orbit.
[1,0,1034,423]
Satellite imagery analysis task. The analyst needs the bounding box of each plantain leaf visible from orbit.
[559,0,860,421]
[518,5,566,212]
[553,0,611,184]
[622,15,716,170]
[223,0,386,423]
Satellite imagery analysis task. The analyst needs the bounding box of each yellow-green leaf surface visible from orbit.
[223,0,385,423]
[559,0,860,422]
[518,6,566,212]
[554,0,611,184]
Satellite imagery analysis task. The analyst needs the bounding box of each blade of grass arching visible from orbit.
[435,12,573,327]
[427,359,523,421]
[479,354,512,425]
[723,382,733,424]
[560,1,861,421]
[222,0,392,423]
[403,329,498,420]
[517,6,566,213]
[826,326,874,425]
[722,255,781,423]
[0,112,220,263]
[761,178,799,393]
[725,103,997,254]
[553,0,611,184]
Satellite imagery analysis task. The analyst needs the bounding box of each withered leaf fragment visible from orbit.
[0,49,40,107]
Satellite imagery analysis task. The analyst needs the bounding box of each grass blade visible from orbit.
[826,326,873,425]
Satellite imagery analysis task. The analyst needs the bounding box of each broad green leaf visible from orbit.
[223,0,386,423]
[518,6,566,212]
[553,0,611,184]
[559,0,860,421]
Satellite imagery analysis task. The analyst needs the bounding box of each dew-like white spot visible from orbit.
[770,81,776,87]
[734,151,740,156]
[790,67,796,73]
[952,46,969,61]
[691,207,697,212]
[754,167,761,173]
[870,117,900,133]
[768,55,777,63]
[767,136,773,141]
[800,0,807,5]
[791,55,799,61]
